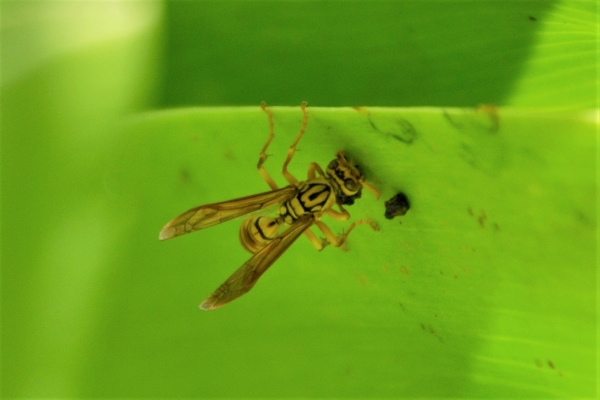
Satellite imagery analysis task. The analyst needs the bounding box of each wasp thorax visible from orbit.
[239,216,281,254]
[326,151,365,206]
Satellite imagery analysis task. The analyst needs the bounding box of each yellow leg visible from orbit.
[326,206,350,221]
[257,102,279,190]
[303,228,328,251]
[281,102,308,185]
[315,219,379,249]
[307,162,326,180]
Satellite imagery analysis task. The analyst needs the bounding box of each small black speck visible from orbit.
[385,192,410,219]
[529,15,537,21]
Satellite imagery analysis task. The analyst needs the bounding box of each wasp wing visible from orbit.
[159,186,297,240]
[199,215,314,310]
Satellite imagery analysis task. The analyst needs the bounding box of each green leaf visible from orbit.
[98,105,596,397]
[2,0,597,397]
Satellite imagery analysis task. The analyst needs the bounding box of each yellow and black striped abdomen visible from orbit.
[239,216,281,254]
[280,180,335,225]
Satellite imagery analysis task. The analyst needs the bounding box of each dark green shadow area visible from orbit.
[160,0,557,107]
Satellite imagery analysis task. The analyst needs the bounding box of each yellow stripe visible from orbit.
[300,184,330,209]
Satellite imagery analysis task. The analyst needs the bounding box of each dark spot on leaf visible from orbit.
[443,110,463,129]
[180,168,191,183]
[385,192,410,219]
[535,359,543,368]
[366,115,418,144]
[478,210,487,228]
[224,150,236,161]
[390,119,417,144]
[421,323,444,343]
[476,104,500,133]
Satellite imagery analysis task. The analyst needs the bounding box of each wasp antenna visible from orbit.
[361,180,380,200]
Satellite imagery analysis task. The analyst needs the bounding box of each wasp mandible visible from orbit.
[159,103,380,310]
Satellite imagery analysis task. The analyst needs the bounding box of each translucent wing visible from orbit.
[199,215,314,310]
[159,186,297,240]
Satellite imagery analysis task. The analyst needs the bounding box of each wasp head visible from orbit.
[326,151,380,205]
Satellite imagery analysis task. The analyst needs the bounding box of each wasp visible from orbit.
[159,102,380,310]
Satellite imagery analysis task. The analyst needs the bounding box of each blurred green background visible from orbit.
[1,0,597,398]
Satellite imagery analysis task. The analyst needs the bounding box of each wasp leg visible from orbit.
[303,228,328,251]
[325,206,351,221]
[307,162,326,180]
[281,102,308,185]
[257,102,280,190]
[316,219,379,248]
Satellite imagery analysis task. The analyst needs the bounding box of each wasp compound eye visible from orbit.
[345,178,360,192]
